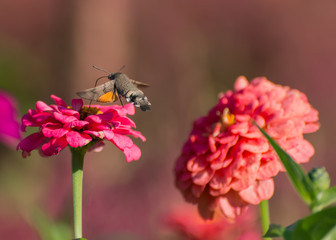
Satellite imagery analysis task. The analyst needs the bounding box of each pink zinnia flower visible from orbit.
[175,76,319,220]
[17,95,145,162]
[0,91,20,147]
[163,206,261,240]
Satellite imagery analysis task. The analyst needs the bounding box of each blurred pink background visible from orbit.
[0,0,335,239]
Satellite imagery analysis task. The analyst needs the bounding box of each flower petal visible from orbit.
[100,103,135,116]
[234,76,249,91]
[187,156,207,172]
[124,144,141,162]
[66,131,92,147]
[110,133,133,150]
[51,95,67,107]
[283,138,315,164]
[238,179,274,205]
[191,168,214,186]
[42,123,68,138]
[102,130,114,140]
[85,112,115,124]
[36,101,53,112]
[218,192,248,220]
[72,99,83,112]
[58,107,80,118]
[21,111,53,131]
[239,138,269,153]
[53,112,78,124]
[41,137,68,156]
[64,120,89,129]
[113,116,136,128]
[17,132,45,153]
[113,128,146,141]
[209,168,232,192]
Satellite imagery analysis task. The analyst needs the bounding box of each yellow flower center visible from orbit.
[79,106,103,120]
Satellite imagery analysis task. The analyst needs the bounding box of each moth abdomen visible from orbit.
[124,91,150,111]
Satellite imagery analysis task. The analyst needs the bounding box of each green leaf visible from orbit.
[313,186,336,212]
[264,224,286,237]
[256,125,317,206]
[74,238,87,240]
[284,206,336,240]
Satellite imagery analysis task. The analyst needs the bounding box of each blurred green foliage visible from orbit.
[0,42,48,111]
[31,208,72,240]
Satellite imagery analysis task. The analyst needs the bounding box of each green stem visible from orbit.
[260,200,271,240]
[71,147,86,239]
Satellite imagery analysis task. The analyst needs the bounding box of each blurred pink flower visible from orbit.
[0,91,20,147]
[163,206,261,240]
[17,95,145,161]
[175,76,319,220]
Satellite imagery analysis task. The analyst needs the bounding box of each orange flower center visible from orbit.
[212,108,235,137]
[221,108,235,126]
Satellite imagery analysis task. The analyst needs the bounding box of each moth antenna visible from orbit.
[119,65,126,72]
[92,65,111,74]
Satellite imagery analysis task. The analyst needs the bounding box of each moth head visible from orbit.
[109,72,124,80]
[108,73,116,80]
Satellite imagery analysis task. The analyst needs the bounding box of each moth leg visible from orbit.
[113,88,124,107]
[118,93,124,107]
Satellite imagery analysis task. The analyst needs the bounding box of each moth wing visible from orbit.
[97,91,118,103]
[130,79,150,87]
[76,81,115,101]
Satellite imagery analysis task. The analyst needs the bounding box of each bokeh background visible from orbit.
[0,0,335,239]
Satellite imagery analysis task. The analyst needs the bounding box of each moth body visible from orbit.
[77,69,151,111]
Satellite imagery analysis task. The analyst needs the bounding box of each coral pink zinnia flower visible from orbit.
[175,76,319,220]
[17,95,145,162]
[163,206,261,240]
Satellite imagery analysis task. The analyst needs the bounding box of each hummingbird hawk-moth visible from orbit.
[77,66,151,111]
